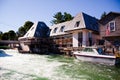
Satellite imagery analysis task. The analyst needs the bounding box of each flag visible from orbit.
[105,25,110,36]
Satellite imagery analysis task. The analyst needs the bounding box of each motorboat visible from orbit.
[73,47,115,65]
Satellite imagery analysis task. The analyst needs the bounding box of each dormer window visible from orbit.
[53,27,58,33]
[109,21,115,31]
[74,21,80,27]
[60,26,65,32]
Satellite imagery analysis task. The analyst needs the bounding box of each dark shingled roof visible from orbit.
[50,12,100,36]
[83,13,99,32]
[99,12,120,25]
[19,21,50,40]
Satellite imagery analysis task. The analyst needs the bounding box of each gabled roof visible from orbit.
[83,13,99,32]
[65,12,86,32]
[50,12,99,36]
[19,21,49,40]
[50,21,71,36]
[99,12,120,25]
[65,12,99,32]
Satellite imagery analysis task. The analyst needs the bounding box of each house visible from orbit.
[18,12,120,54]
[18,21,50,53]
[50,12,100,51]
[99,12,120,47]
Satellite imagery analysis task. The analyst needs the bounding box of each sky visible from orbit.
[0,0,120,32]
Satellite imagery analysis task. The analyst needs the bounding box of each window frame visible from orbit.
[60,25,65,32]
[53,27,58,33]
[109,21,115,32]
[74,21,80,27]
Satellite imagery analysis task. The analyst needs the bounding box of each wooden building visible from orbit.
[18,22,51,53]
[18,12,120,54]
[50,12,100,53]
[99,12,120,47]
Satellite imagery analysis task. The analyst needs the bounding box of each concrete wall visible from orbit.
[20,42,30,52]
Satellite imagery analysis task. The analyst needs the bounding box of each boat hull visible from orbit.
[74,53,115,65]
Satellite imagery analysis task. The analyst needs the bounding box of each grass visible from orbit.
[47,54,120,80]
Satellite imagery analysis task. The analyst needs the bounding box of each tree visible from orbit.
[1,30,16,40]
[0,31,3,40]
[64,12,73,21]
[17,21,33,37]
[101,12,107,19]
[1,32,9,40]
[8,30,16,40]
[23,21,34,32]
[51,12,64,24]
[51,12,73,25]
[17,26,26,37]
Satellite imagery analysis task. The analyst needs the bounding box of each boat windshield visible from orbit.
[83,48,94,52]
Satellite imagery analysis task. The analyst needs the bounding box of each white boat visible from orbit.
[73,47,116,65]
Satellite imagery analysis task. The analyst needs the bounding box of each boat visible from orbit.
[73,47,115,65]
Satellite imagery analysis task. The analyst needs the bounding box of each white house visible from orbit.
[50,12,100,48]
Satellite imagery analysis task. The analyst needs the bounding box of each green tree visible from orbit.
[64,12,73,21]
[101,12,107,19]
[0,31,3,40]
[23,21,34,32]
[1,30,16,40]
[51,12,73,25]
[51,12,64,24]
[17,21,33,37]
[8,30,16,40]
[17,26,26,37]
[1,32,9,40]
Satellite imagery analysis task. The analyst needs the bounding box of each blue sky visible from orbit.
[0,0,120,32]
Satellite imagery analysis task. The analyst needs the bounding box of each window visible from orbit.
[78,32,82,38]
[60,26,65,32]
[53,27,58,33]
[83,48,94,52]
[88,32,92,38]
[109,21,115,31]
[74,21,80,27]
[78,32,82,46]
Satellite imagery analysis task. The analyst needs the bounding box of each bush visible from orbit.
[0,46,10,49]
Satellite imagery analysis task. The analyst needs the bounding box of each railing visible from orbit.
[0,40,19,44]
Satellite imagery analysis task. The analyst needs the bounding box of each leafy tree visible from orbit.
[51,12,73,25]
[23,21,33,32]
[1,30,16,40]
[8,30,16,40]
[0,31,3,40]
[51,12,64,24]
[17,26,26,37]
[17,21,33,37]
[101,12,107,19]
[1,32,9,40]
[64,12,73,21]
[0,31,2,34]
